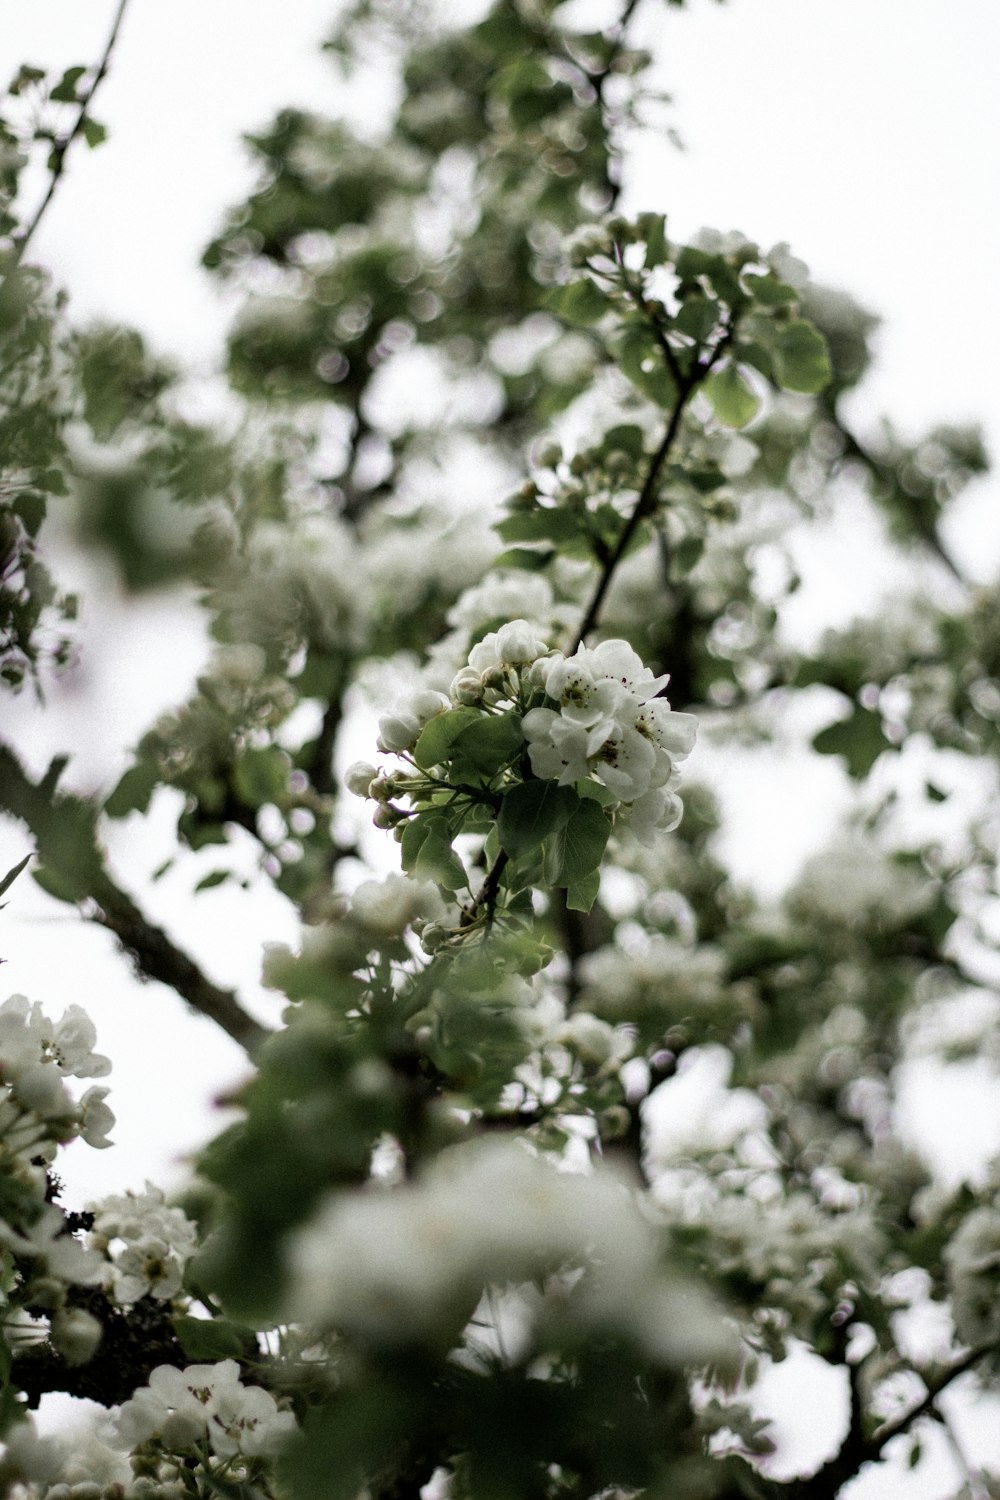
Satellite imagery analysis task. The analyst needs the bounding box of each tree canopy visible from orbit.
[0,3,997,1499]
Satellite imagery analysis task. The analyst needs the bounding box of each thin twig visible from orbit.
[8,0,131,274]
[869,1345,993,1457]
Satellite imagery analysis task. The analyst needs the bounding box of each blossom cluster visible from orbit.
[355,623,697,856]
[522,637,696,827]
[289,1138,729,1367]
[85,1183,199,1306]
[0,995,114,1165]
[0,1363,298,1500]
[115,1359,297,1460]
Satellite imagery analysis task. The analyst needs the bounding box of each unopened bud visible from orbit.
[377,712,421,753]
[344,760,378,798]
[420,923,449,954]
[451,667,484,706]
[535,440,562,470]
[50,1307,102,1366]
[373,804,404,830]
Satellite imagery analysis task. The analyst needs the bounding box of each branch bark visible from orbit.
[0,744,269,1055]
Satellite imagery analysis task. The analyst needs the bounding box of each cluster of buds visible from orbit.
[450,620,550,708]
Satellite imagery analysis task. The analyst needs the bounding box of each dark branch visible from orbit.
[0,744,268,1055]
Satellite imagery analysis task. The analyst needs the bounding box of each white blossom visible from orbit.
[114,1361,296,1459]
[86,1184,198,1307]
[348,873,446,937]
[289,1138,729,1365]
[943,1205,1000,1348]
[522,638,696,807]
[377,689,450,753]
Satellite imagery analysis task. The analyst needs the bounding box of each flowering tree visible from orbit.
[0,2,998,1499]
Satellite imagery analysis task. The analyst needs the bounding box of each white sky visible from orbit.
[1,3,999,1481]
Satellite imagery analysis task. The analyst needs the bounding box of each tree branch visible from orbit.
[0,743,269,1055]
[571,375,694,652]
[8,0,131,274]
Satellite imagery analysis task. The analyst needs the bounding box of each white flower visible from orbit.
[766,241,809,289]
[448,573,555,635]
[86,1184,198,1305]
[33,1004,111,1079]
[349,873,446,937]
[78,1086,114,1148]
[377,689,449,753]
[344,760,377,797]
[114,1362,296,1459]
[0,1204,102,1285]
[288,1139,730,1366]
[944,1206,1000,1347]
[450,665,485,705]
[522,639,696,812]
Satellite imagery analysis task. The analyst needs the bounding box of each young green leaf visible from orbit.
[544,796,611,886]
[497,780,578,859]
[704,362,760,429]
[412,708,480,771]
[771,321,832,394]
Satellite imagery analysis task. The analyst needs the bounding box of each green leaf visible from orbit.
[600,424,646,462]
[492,547,555,571]
[399,816,431,874]
[49,66,87,103]
[104,761,159,818]
[172,1315,249,1361]
[771,320,832,394]
[80,117,107,149]
[743,272,798,306]
[32,865,84,905]
[412,708,480,771]
[565,868,601,912]
[552,278,611,326]
[232,746,289,806]
[10,491,46,536]
[544,796,611,885]
[0,853,31,901]
[704,362,760,429]
[414,829,467,891]
[673,297,721,343]
[671,534,705,577]
[812,704,892,778]
[495,509,586,547]
[194,869,230,892]
[639,212,668,267]
[452,715,523,777]
[497,780,578,859]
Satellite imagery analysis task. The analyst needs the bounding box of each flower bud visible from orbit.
[534,440,562,470]
[344,760,377,797]
[451,667,485,705]
[377,712,421,753]
[50,1306,102,1366]
[373,805,404,830]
